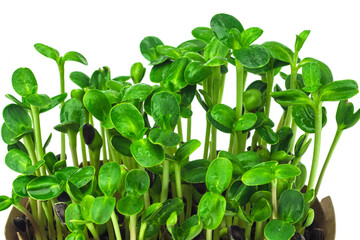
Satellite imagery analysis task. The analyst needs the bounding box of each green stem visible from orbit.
[235,60,244,119]
[315,129,342,196]
[160,160,170,202]
[174,163,183,199]
[42,201,55,240]
[276,111,287,132]
[178,118,183,142]
[245,222,253,240]
[86,223,100,240]
[51,199,63,240]
[203,120,211,159]
[80,130,88,166]
[209,125,217,160]
[271,179,278,219]
[254,222,263,240]
[206,229,212,240]
[187,105,192,141]
[264,70,274,117]
[130,215,137,240]
[68,131,79,167]
[219,228,228,238]
[101,126,108,163]
[106,129,115,162]
[307,102,323,192]
[228,133,234,153]
[183,184,193,220]
[137,165,151,209]
[58,60,66,161]
[111,211,122,240]
[14,203,44,240]
[107,221,115,240]
[90,149,101,178]
[284,66,298,127]
[251,132,259,151]
[139,222,147,240]
[30,105,46,176]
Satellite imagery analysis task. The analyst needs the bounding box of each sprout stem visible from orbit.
[178,118,183,142]
[203,121,211,159]
[271,179,278,219]
[130,215,137,240]
[187,105,192,141]
[160,160,170,202]
[14,203,44,240]
[315,129,342,196]
[58,60,66,161]
[86,223,100,240]
[68,131,79,167]
[139,222,147,240]
[42,201,55,240]
[107,221,115,240]
[307,102,323,192]
[284,66,298,127]
[30,105,46,176]
[245,222,253,240]
[206,229,212,240]
[111,211,122,240]
[101,126,108,163]
[80,130,88,166]
[264,70,274,117]
[254,221,264,240]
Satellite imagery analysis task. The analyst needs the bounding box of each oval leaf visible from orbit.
[130,138,165,167]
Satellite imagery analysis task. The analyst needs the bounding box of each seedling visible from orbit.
[0,13,359,240]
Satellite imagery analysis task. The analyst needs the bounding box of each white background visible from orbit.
[1,0,360,239]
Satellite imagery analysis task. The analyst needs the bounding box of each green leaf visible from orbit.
[264,219,295,240]
[256,125,279,145]
[163,57,190,92]
[179,215,203,240]
[206,157,233,194]
[292,105,327,133]
[65,203,85,233]
[192,27,214,43]
[250,198,271,222]
[111,135,132,157]
[154,198,184,225]
[91,196,116,224]
[5,149,31,174]
[99,162,121,197]
[204,56,227,67]
[319,80,359,101]
[210,13,244,48]
[130,62,146,84]
[177,39,207,53]
[89,69,107,90]
[63,51,88,65]
[69,71,90,89]
[60,98,86,131]
[240,27,263,47]
[125,169,150,196]
[149,60,172,83]
[34,43,59,62]
[278,189,305,223]
[140,36,165,63]
[274,164,301,179]
[181,159,210,183]
[13,175,36,197]
[207,104,237,133]
[243,89,262,112]
[66,233,86,240]
[156,45,182,60]
[25,160,45,175]
[271,89,314,107]
[180,84,196,106]
[302,62,321,93]
[175,139,201,164]
[83,90,111,123]
[295,30,310,53]
[149,128,181,148]
[11,68,38,97]
[5,94,30,109]
[198,192,226,230]
[123,83,153,102]
[25,93,52,108]
[151,91,180,130]
[142,202,162,223]
[66,181,83,202]
[184,61,212,85]
[27,175,62,200]
[0,196,12,211]
[242,165,273,186]
[294,162,307,190]
[116,195,144,216]
[111,103,145,141]
[299,57,333,85]
[227,179,256,206]
[294,134,312,158]
[270,151,293,163]
[336,100,360,130]
[233,45,270,69]
[262,41,294,64]
[80,195,94,222]
[40,93,68,113]
[203,37,230,62]
[130,138,165,167]
[271,127,293,153]
[1,123,20,145]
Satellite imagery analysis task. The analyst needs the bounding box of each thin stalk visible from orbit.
[235,60,246,155]
[106,129,115,162]
[130,215,137,240]
[271,179,278,219]
[101,126,108,163]
[284,66,298,127]
[80,130,88,166]
[245,222,253,240]
[289,119,298,154]
[254,222,263,240]
[58,60,66,161]
[209,124,217,160]
[160,160,170,202]
[264,70,274,117]
[203,120,211,159]
[111,211,122,240]
[86,223,100,240]
[187,105,192,141]
[218,72,226,103]
[307,102,323,192]
[42,201,55,240]
[178,119,183,142]
[174,163,183,199]
[68,131,79,167]
[276,111,287,132]
[30,105,46,176]
[206,229,212,240]
[214,227,220,240]
[228,133,234,153]
[90,149,101,178]
[89,113,94,126]
[219,228,228,238]
[137,165,151,209]
[250,132,259,151]
[183,184,193,220]
[14,203,44,240]
[315,129,342,196]
[107,221,115,240]
[139,222,147,240]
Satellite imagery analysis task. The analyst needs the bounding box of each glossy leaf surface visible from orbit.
[163,57,190,92]
[116,195,144,216]
[125,169,150,196]
[34,43,59,62]
[292,105,327,133]
[149,128,181,148]
[91,196,116,224]
[207,104,237,133]
[233,45,270,69]
[265,219,295,240]
[181,159,210,183]
[198,192,226,230]
[65,203,85,233]
[130,138,164,167]
[278,190,305,223]
[319,80,358,101]
[27,175,62,200]
[151,91,180,130]
[206,157,232,194]
[99,162,121,197]
[210,13,244,48]
[83,90,111,123]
